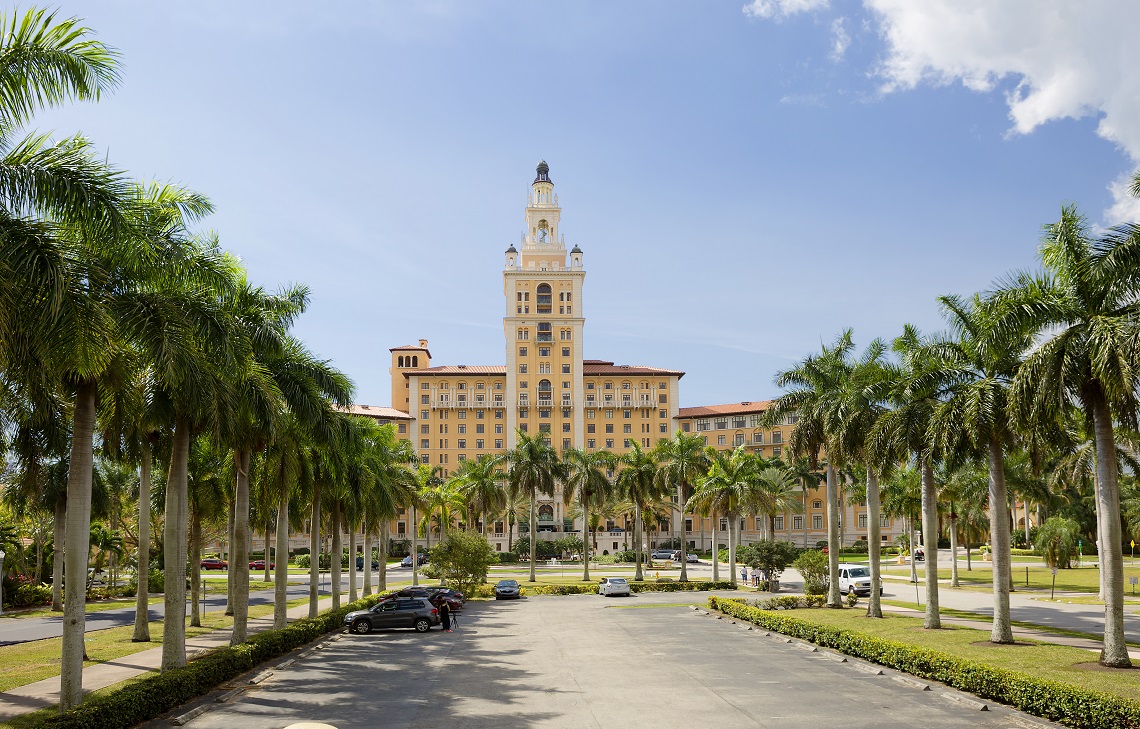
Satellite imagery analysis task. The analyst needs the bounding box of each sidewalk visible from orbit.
[0,596,340,722]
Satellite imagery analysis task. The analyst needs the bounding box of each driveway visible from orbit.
[173,591,1059,728]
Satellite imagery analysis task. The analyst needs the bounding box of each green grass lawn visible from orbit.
[880,563,1140,594]
[0,596,308,694]
[1,596,166,620]
[760,606,1140,702]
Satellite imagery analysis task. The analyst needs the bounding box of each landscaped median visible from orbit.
[707,596,1140,729]
[42,592,393,729]
[473,580,737,597]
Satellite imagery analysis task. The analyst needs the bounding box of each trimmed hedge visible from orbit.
[707,597,1140,729]
[46,592,393,728]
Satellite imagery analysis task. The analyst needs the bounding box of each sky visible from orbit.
[34,1,1140,409]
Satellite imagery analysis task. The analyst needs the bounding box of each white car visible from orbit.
[838,563,883,596]
[686,553,700,564]
[598,577,631,597]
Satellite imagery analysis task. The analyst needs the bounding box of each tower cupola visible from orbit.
[534,160,551,184]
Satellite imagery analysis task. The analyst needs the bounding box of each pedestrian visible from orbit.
[750,566,759,586]
[440,600,452,632]
[740,565,748,584]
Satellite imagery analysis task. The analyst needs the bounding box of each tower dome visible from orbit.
[534,160,551,184]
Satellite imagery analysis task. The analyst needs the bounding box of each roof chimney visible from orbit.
[419,338,429,349]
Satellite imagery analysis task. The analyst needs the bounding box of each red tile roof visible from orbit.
[582,363,685,377]
[390,344,432,356]
[675,400,775,418]
[338,404,414,420]
[402,365,507,377]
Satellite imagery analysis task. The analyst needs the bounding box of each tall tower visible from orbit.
[504,161,586,450]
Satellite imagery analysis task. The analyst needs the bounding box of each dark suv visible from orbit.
[344,598,440,634]
[394,586,464,611]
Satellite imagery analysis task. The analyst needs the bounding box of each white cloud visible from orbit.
[745,0,1140,223]
[743,0,829,19]
[829,17,850,61]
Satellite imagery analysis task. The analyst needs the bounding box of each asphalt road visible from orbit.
[171,591,1060,729]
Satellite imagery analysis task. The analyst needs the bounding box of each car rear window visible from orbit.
[396,599,422,609]
[610,578,627,584]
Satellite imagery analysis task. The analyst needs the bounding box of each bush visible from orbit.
[470,580,737,598]
[46,591,392,728]
[747,541,799,581]
[849,540,869,554]
[793,550,829,595]
[422,532,497,598]
[128,569,165,595]
[1035,517,1081,569]
[294,554,310,568]
[9,579,52,607]
[497,552,519,564]
[613,550,639,563]
[815,540,828,549]
[707,597,1140,729]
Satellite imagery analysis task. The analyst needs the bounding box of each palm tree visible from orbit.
[993,205,1140,666]
[358,422,415,593]
[927,293,1029,642]
[506,432,562,582]
[767,331,854,607]
[615,441,660,581]
[686,445,757,586]
[454,454,507,544]
[653,430,709,582]
[187,437,226,628]
[561,448,615,581]
[408,464,440,586]
[880,465,922,584]
[754,466,803,542]
[871,325,944,629]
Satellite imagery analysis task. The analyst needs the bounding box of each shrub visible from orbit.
[613,550,639,563]
[46,591,392,728]
[497,552,520,564]
[128,569,165,595]
[1035,517,1081,569]
[423,531,497,598]
[294,554,310,568]
[815,540,828,549]
[10,580,52,607]
[747,541,799,581]
[848,539,869,554]
[793,550,829,595]
[706,597,1140,729]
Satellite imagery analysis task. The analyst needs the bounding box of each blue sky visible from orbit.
[35,1,1138,408]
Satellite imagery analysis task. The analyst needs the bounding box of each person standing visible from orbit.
[740,565,748,584]
[439,600,452,632]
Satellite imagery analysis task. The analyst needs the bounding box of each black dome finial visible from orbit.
[534,160,551,184]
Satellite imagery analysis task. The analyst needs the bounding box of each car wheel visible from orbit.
[414,618,431,633]
[351,618,372,635]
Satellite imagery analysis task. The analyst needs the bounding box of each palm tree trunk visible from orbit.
[411,504,419,587]
[379,520,389,591]
[330,501,342,610]
[274,494,289,629]
[309,482,320,619]
[1024,500,1031,550]
[348,519,358,604]
[825,462,841,608]
[987,437,1014,644]
[230,448,251,647]
[133,438,152,641]
[190,511,202,627]
[802,482,809,548]
[710,509,719,582]
[162,415,191,671]
[949,511,960,588]
[920,458,940,628]
[728,513,737,587]
[634,502,644,582]
[866,470,882,618]
[363,528,372,597]
[528,490,537,583]
[59,378,97,711]
[582,491,591,582]
[263,517,272,584]
[225,496,235,616]
[678,483,689,583]
[52,493,64,612]
[1090,391,1131,667]
[966,526,972,571]
[908,516,918,584]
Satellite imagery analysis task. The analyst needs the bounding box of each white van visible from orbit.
[837,563,883,596]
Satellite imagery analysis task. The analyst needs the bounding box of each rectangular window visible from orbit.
[475,424,484,433]
[421,424,429,434]
[495,410,504,419]
[476,439,484,449]
[538,423,551,433]
[539,409,550,418]
[476,410,485,419]
[623,409,632,419]
[538,363,550,374]
[563,438,571,450]
[623,424,632,434]
[562,347,570,357]
[457,424,466,434]
[587,409,595,419]
[519,364,527,373]
[793,515,803,530]
[397,423,407,434]
[539,347,549,357]
[519,424,528,433]
[660,424,667,433]
[682,423,690,432]
[563,422,571,432]
[659,409,667,418]
[420,439,429,449]
[771,431,783,444]
[587,438,596,449]
[495,439,504,449]
[773,447,782,457]
[439,439,446,448]
[587,424,595,433]
[421,454,430,464]
[456,410,466,419]
[421,395,430,404]
[717,435,726,445]
[753,432,763,444]
[605,424,614,433]
[397,521,406,535]
[734,434,745,446]
[457,439,466,449]
[495,424,504,434]
[659,393,667,404]
[880,515,891,528]
[605,438,614,448]
[696,421,711,432]
[812,515,823,530]
[714,419,728,430]
[519,347,527,357]
[755,517,764,531]
[774,516,784,530]
[422,382,430,390]
[858,514,868,529]
[421,410,430,419]
[439,424,447,434]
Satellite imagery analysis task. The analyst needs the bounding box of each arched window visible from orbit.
[537,379,552,394]
[412,355,419,367]
[537,283,552,313]
[398,356,404,367]
[812,500,822,509]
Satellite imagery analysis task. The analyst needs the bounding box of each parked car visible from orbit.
[200,558,228,570]
[356,556,380,571]
[651,549,676,560]
[494,579,521,600]
[249,560,275,570]
[686,553,700,564]
[837,563,883,596]
[913,547,925,562]
[400,554,429,567]
[344,597,439,634]
[598,577,631,597]
[393,586,464,611]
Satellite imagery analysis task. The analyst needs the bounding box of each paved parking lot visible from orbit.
[174,591,1059,728]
